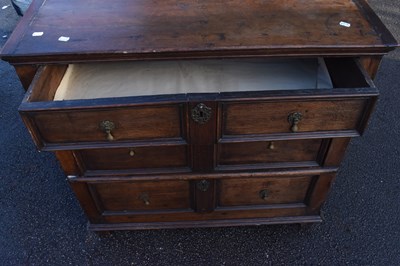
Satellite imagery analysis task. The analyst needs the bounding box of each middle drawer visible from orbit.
[73,144,191,176]
[217,138,327,170]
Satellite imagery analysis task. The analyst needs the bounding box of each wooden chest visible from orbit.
[1,0,397,231]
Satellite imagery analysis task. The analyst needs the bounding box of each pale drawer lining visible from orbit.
[54,58,333,101]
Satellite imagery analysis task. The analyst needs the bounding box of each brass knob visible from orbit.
[99,120,115,141]
[288,112,303,133]
[259,189,268,200]
[268,142,275,150]
[139,193,150,205]
[129,149,135,157]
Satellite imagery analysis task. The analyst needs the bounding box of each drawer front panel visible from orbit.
[28,105,184,145]
[221,98,369,136]
[89,180,191,212]
[218,139,323,168]
[78,145,189,171]
[218,176,312,207]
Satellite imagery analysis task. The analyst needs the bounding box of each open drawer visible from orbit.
[18,57,378,150]
[218,58,378,140]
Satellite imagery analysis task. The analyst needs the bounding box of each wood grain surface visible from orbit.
[1,0,397,63]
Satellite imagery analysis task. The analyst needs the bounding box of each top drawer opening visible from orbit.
[26,57,373,103]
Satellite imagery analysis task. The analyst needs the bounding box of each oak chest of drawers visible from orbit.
[1,0,397,231]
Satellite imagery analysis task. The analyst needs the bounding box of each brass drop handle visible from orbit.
[139,193,150,205]
[288,112,303,132]
[99,120,115,141]
[259,189,268,200]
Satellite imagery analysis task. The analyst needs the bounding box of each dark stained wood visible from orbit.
[323,138,352,166]
[357,96,378,136]
[218,87,379,103]
[325,58,374,88]
[14,65,39,90]
[77,145,189,171]
[188,100,218,171]
[55,150,82,176]
[68,180,103,223]
[89,180,191,212]
[23,105,185,146]
[89,215,322,231]
[18,113,45,149]
[0,0,45,62]
[360,56,383,79]
[222,98,371,136]
[218,139,323,167]
[102,205,308,223]
[26,65,68,102]
[306,173,336,214]
[191,180,217,213]
[1,0,397,64]
[63,168,338,182]
[187,99,218,212]
[353,0,398,47]
[19,64,187,149]
[218,176,312,206]
[4,0,397,231]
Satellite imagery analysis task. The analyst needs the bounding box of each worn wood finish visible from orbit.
[68,170,330,226]
[191,179,217,213]
[218,176,313,206]
[360,56,383,79]
[55,150,82,176]
[76,145,189,172]
[24,65,67,102]
[1,0,397,64]
[323,138,352,166]
[222,98,370,136]
[68,181,103,223]
[102,205,308,224]
[22,105,185,146]
[188,100,218,212]
[14,65,39,90]
[189,100,218,171]
[218,139,323,167]
[325,58,374,88]
[68,168,338,182]
[89,180,191,212]
[3,0,397,230]
[18,58,378,150]
[89,215,322,231]
[306,173,336,214]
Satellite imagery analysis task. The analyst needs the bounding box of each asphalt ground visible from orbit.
[0,0,399,264]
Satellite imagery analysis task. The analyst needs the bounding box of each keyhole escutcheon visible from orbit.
[191,103,212,124]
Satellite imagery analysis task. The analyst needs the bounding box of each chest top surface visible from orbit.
[1,0,397,64]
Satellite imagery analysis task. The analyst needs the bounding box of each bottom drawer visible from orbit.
[87,180,191,212]
[69,172,335,229]
[218,176,313,207]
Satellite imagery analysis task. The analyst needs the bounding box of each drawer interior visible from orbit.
[25,57,374,103]
[28,57,380,103]
[53,58,333,101]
